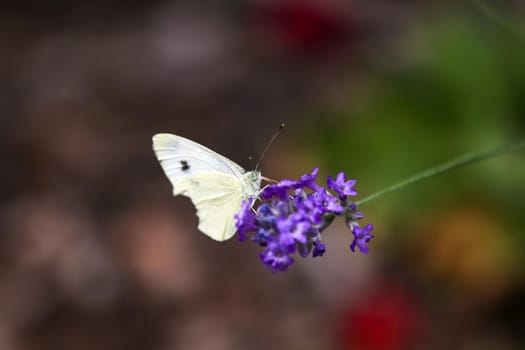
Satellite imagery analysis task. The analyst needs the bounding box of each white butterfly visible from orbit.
[152,133,261,241]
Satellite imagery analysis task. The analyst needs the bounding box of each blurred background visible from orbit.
[1,0,525,349]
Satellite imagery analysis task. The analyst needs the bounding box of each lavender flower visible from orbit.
[260,179,297,199]
[297,167,321,190]
[235,168,373,272]
[350,224,374,253]
[259,241,295,272]
[327,172,358,198]
[312,239,326,257]
[234,200,257,241]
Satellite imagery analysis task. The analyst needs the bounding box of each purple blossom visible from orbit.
[327,172,358,198]
[312,240,326,257]
[234,200,256,241]
[350,224,374,253]
[276,214,309,245]
[312,188,344,215]
[260,179,297,199]
[234,168,373,272]
[259,241,295,272]
[293,189,324,225]
[298,167,320,190]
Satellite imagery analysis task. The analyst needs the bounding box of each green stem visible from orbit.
[468,0,525,47]
[356,138,525,208]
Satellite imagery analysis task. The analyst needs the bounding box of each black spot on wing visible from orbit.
[180,160,190,171]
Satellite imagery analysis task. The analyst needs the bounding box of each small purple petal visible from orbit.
[327,172,358,198]
[235,200,256,240]
[278,232,297,254]
[350,224,374,253]
[259,242,295,272]
[312,188,343,215]
[297,167,320,190]
[261,179,297,199]
[312,240,326,257]
[276,215,309,245]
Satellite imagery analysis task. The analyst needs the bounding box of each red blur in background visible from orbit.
[337,283,426,350]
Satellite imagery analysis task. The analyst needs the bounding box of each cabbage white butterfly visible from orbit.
[152,133,262,241]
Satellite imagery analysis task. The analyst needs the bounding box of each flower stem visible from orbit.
[356,138,525,208]
[468,0,525,47]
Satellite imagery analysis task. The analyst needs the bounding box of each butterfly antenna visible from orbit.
[255,123,285,170]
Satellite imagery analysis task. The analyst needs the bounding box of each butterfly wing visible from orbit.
[172,173,245,241]
[152,133,248,241]
[153,133,245,184]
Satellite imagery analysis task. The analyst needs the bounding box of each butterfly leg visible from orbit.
[261,176,278,183]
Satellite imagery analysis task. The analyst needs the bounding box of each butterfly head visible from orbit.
[243,170,262,198]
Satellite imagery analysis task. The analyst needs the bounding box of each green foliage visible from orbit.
[307,9,525,242]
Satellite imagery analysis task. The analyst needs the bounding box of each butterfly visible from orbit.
[152,133,262,241]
